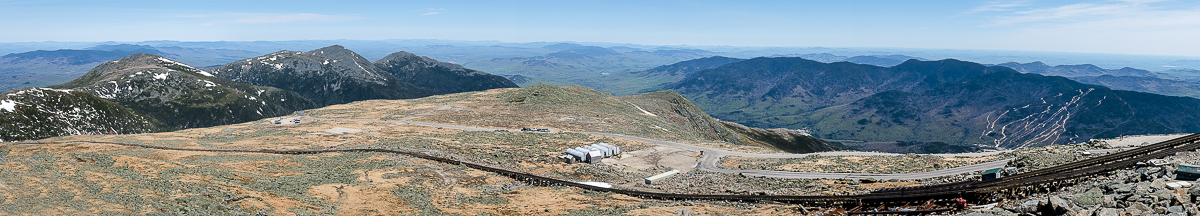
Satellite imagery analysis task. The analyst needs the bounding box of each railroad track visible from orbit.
[16,131,1200,207]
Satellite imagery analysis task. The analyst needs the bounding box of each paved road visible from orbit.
[296,111,1119,180]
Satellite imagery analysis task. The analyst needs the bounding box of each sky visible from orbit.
[1,0,1199,57]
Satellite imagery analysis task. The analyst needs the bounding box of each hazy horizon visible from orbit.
[2,0,1199,57]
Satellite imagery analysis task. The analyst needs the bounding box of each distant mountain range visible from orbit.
[667,57,1200,148]
[1,45,516,142]
[467,43,717,89]
[996,61,1156,77]
[997,61,1200,99]
[0,44,261,92]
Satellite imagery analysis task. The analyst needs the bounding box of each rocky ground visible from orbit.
[959,150,1200,216]
[720,141,1112,175]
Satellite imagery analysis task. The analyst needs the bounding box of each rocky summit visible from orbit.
[51,53,315,129]
[373,51,518,94]
[207,45,436,106]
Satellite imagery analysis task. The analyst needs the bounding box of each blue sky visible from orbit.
[2,0,1199,56]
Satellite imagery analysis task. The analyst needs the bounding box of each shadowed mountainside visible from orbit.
[373,51,518,94]
[670,57,1200,148]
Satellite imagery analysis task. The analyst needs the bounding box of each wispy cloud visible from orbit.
[179,13,362,26]
[233,13,360,24]
[971,0,1200,56]
[985,0,1190,25]
[968,0,1032,13]
[421,8,444,16]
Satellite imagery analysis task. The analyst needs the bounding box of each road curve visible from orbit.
[298,111,1026,180]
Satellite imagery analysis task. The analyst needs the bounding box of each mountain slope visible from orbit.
[671,57,1200,148]
[51,54,316,129]
[589,56,745,96]
[809,71,1200,148]
[0,87,167,142]
[670,58,1014,128]
[208,45,435,106]
[373,51,517,94]
[620,90,840,153]
[631,56,745,78]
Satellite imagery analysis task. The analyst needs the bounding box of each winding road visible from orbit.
[297,111,1116,180]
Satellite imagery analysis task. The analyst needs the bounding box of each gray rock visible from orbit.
[1115,184,1135,194]
[1074,188,1105,207]
[1049,195,1073,215]
[1095,208,1120,216]
[1126,207,1146,215]
[1171,193,1189,205]
[1137,182,1157,193]
[1019,200,1043,214]
[1127,194,1143,202]
[1103,195,1118,208]
[1128,202,1153,214]
[1168,205,1184,213]
[1152,178,1168,190]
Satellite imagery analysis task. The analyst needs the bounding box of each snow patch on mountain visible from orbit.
[0,100,16,112]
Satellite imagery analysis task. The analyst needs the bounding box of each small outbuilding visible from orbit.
[981,168,1002,181]
[587,151,603,164]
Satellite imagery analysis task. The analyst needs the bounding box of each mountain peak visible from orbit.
[316,44,347,50]
[52,54,207,89]
[309,45,360,59]
[207,46,433,106]
[373,51,517,94]
[377,51,466,71]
